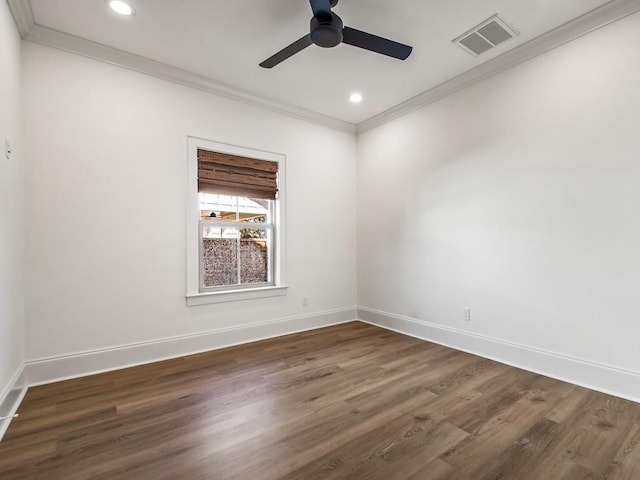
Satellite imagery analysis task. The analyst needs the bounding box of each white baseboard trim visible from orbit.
[25,307,358,387]
[0,365,28,442]
[358,307,640,404]
[10,304,636,443]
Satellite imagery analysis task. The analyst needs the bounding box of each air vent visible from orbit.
[454,15,518,56]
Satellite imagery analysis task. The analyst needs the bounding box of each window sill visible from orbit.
[186,285,288,306]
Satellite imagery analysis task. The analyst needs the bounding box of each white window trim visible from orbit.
[186,137,288,306]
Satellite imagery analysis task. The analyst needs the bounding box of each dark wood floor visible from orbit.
[1,322,639,479]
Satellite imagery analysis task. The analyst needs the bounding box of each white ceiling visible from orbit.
[18,0,630,126]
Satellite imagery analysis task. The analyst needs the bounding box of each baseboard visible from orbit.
[25,307,358,386]
[13,303,637,442]
[358,307,640,404]
[0,365,27,442]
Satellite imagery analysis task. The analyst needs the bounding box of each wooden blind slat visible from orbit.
[198,167,276,185]
[198,150,278,173]
[198,181,276,200]
[198,178,276,194]
[197,148,278,199]
[199,163,276,179]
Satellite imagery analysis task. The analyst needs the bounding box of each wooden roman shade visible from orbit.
[198,149,278,200]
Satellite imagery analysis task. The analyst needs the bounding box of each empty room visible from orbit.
[1,0,640,478]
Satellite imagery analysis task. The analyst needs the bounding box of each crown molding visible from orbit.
[357,0,640,134]
[6,0,34,36]
[8,0,640,136]
[21,24,356,135]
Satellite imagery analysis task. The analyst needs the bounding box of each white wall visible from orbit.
[22,42,357,363]
[358,12,640,383]
[18,9,640,398]
[0,0,24,400]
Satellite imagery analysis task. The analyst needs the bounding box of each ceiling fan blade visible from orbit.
[342,26,412,60]
[309,0,332,20]
[259,35,313,68]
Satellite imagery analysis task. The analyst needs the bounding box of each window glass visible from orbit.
[201,226,239,288]
[239,227,270,285]
[199,194,273,290]
[200,194,238,222]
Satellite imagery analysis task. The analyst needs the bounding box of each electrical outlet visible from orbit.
[302,297,309,307]
[463,308,471,321]
[5,139,11,160]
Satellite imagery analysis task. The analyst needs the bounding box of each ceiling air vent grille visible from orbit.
[454,15,518,56]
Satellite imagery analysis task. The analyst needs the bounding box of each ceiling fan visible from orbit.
[259,0,413,68]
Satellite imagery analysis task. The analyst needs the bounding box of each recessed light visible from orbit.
[108,0,135,16]
[349,92,363,104]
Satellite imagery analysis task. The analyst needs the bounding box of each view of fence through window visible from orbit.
[200,193,273,289]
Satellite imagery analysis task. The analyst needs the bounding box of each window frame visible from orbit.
[186,137,287,306]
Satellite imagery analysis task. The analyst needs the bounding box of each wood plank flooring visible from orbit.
[1,322,639,479]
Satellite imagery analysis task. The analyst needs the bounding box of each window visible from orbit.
[199,193,273,289]
[186,138,287,305]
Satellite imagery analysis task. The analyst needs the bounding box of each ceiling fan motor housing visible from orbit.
[310,13,343,48]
